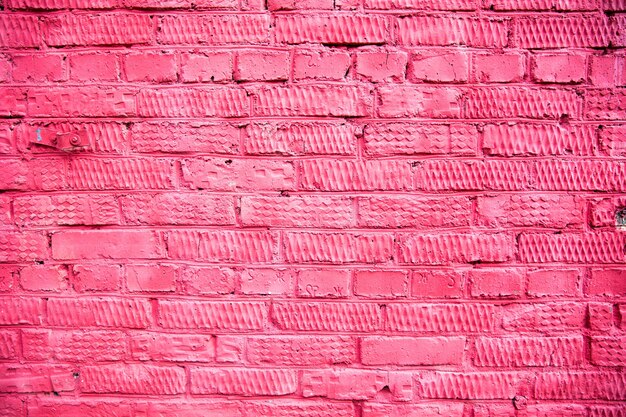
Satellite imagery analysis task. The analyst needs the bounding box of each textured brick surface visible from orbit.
[2,0,624,414]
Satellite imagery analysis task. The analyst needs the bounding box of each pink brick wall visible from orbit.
[1,0,625,415]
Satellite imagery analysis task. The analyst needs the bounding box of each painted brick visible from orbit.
[126,264,176,292]
[236,50,290,81]
[240,268,294,296]
[131,121,239,154]
[272,301,382,332]
[247,336,355,365]
[14,194,121,226]
[516,16,611,49]
[355,49,408,82]
[0,15,41,47]
[0,365,75,393]
[47,297,152,328]
[137,88,249,118]
[532,54,586,83]
[28,87,136,117]
[130,333,214,362]
[275,15,388,45]
[473,53,524,83]
[535,372,626,400]
[181,158,295,191]
[419,372,525,399]
[502,302,586,331]
[72,264,121,292]
[22,330,126,362]
[518,232,626,263]
[81,365,186,395]
[121,193,235,225]
[52,230,164,260]
[387,303,496,332]
[190,368,297,396]
[124,52,177,82]
[0,298,44,325]
[363,403,465,417]
[587,269,626,296]
[397,16,508,47]
[241,196,354,228]
[0,232,48,262]
[0,331,18,360]
[180,266,236,295]
[45,13,153,46]
[301,369,388,400]
[283,232,394,264]
[411,270,465,298]
[378,85,461,118]
[27,400,132,417]
[158,14,270,44]
[167,230,278,262]
[180,52,233,83]
[409,51,469,83]
[12,54,66,82]
[20,265,68,292]
[527,268,581,297]
[599,125,626,156]
[159,300,267,330]
[354,270,409,298]
[297,269,351,298]
[362,336,465,365]
[474,336,584,367]
[293,48,351,81]
[470,268,524,299]
[69,52,118,81]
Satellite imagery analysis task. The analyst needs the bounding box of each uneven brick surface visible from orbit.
[1,0,625,415]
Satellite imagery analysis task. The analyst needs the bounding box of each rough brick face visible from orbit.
[3,0,623,414]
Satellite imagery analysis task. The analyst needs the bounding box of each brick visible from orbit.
[22,330,125,362]
[485,0,597,9]
[363,123,449,156]
[532,54,586,83]
[131,121,239,154]
[216,336,244,363]
[420,372,524,399]
[81,365,185,395]
[378,85,461,118]
[502,302,585,331]
[470,268,524,298]
[28,87,135,117]
[0,266,18,292]
[0,365,74,393]
[293,49,351,81]
[45,13,152,46]
[158,14,270,44]
[124,52,177,82]
[12,54,66,82]
[131,333,214,362]
[27,400,132,417]
[0,331,18,359]
[121,193,235,225]
[591,336,626,366]
[482,123,595,156]
[167,230,277,262]
[191,368,297,396]
[180,266,236,295]
[473,53,524,83]
[272,301,381,332]
[599,125,626,156]
[586,89,626,120]
[268,0,333,9]
[518,232,626,263]
[590,55,618,87]
[408,51,469,83]
[302,369,388,400]
[180,52,232,82]
[517,16,610,49]
[133,402,237,417]
[9,0,120,8]
[297,269,351,298]
[387,303,496,332]
[236,50,290,81]
[275,15,388,45]
[19,121,127,154]
[591,196,626,227]
[182,158,294,191]
[0,15,41,47]
[0,298,44,325]
[20,265,68,292]
[362,336,465,365]
[47,297,152,328]
[354,270,409,298]
[0,88,27,117]
[588,269,626,296]
[535,160,626,191]
[241,401,354,417]
[474,336,583,367]
[366,0,476,7]
[126,264,176,292]
[70,52,118,81]
[398,233,513,265]
[240,268,294,296]
[589,302,614,331]
[535,372,626,400]
[244,122,355,155]
[69,158,174,190]
[0,124,13,154]
[411,270,464,298]
[159,300,267,330]
[14,194,121,226]
[0,232,48,262]
[254,85,371,117]
[363,403,465,417]
[284,232,393,264]
[589,407,626,417]
[241,196,354,228]
[52,230,164,260]
[397,16,508,47]
[356,49,407,82]
[465,87,580,119]
[137,87,249,118]
[0,158,45,190]
[527,269,581,297]
[72,264,121,292]
[300,159,413,191]
[477,195,584,228]
[125,0,236,8]
[247,336,355,365]
[358,196,471,228]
